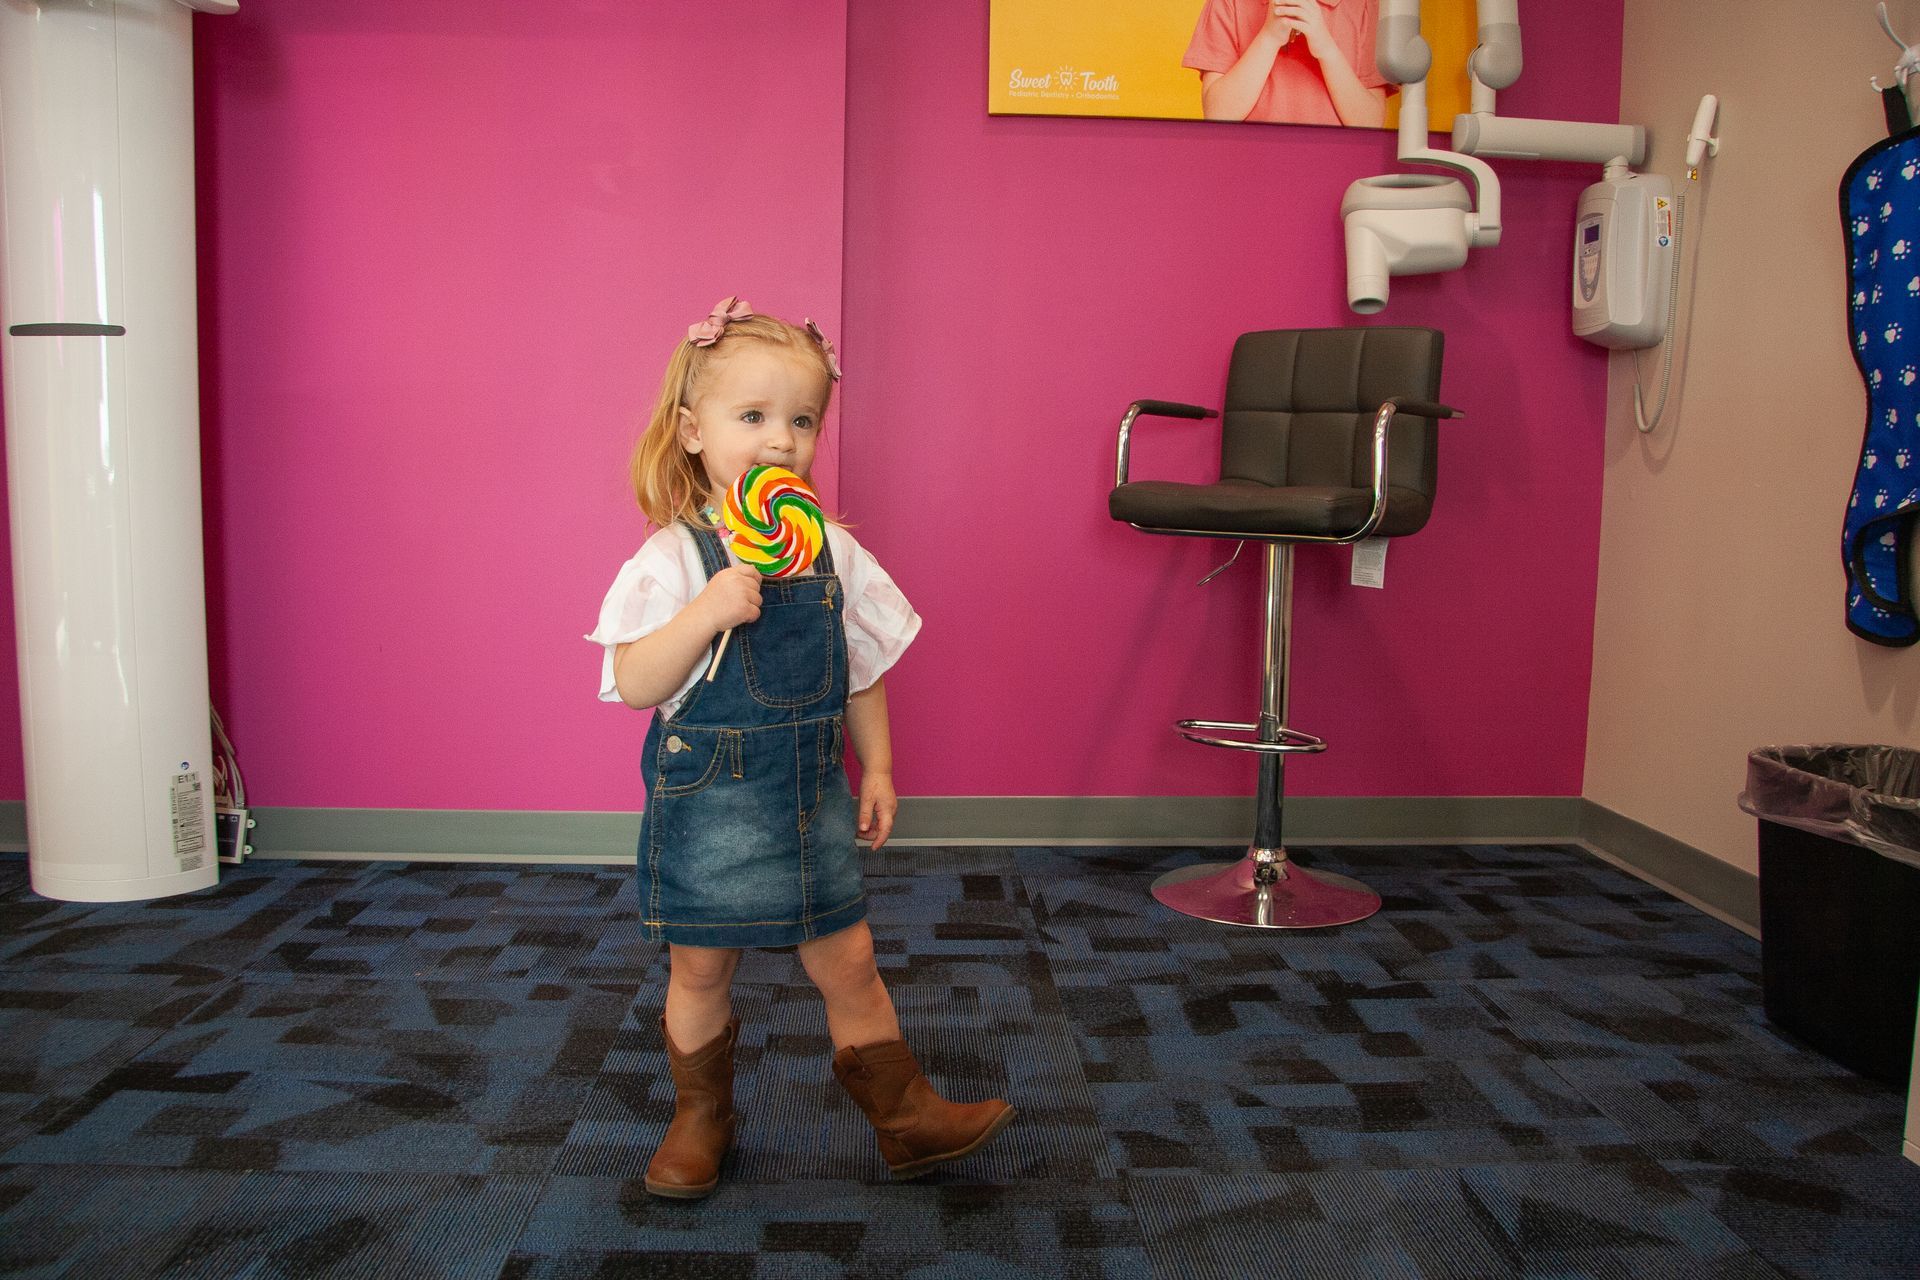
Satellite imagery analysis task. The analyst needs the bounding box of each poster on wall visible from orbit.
[989,0,1479,132]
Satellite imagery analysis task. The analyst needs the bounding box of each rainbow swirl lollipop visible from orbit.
[721,465,824,577]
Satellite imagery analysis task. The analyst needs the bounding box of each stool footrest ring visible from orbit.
[1176,719,1327,754]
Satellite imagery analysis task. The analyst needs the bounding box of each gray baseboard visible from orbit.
[234,796,1587,861]
[1575,801,1761,935]
[0,795,1760,934]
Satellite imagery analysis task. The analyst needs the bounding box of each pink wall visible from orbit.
[842,0,1622,799]
[189,1,846,810]
[0,2,1621,812]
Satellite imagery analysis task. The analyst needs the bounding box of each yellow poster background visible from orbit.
[988,0,1480,132]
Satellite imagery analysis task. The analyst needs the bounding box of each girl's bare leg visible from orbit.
[797,921,901,1049]
[663,943,741,1049]
[807,922,1015,1176]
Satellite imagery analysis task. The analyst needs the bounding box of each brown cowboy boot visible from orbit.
[831,1039,1015,1178]
[643,1016,739,1199]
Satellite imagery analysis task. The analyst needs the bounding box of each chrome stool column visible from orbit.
[1150,543,1382,929]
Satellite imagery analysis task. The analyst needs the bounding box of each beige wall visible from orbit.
[1588,1,1920,873]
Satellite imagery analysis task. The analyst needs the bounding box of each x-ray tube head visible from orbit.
[1340,174,1475,313]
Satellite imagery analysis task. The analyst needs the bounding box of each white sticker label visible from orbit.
[171,771,208,868]
[1350,538,1388,589]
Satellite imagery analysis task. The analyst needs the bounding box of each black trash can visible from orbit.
[1740,744,1920,1088]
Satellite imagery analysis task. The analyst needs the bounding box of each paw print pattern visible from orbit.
[1843,142,1920,645]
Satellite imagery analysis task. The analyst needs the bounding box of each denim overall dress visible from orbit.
[636,523,865,947]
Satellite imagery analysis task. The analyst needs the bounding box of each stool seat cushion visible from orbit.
[1109,479,1432,539]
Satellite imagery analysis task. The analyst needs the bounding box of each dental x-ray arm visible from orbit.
[1467,0,1522,114]
[1378,0,1501,247]
[1449,0,1646,168]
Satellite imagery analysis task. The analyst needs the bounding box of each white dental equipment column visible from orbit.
[0,0,237,902]
[1464,0,1521,116]
[1340,0,1502,313]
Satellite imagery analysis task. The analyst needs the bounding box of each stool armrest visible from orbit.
[1115,400,1219,488]
[1341,397,1459,542]
[1390,398,1461,420]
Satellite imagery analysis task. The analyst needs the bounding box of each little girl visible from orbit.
[587,298,1015,1199]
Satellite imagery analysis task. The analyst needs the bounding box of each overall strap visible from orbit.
[687,520,730,579]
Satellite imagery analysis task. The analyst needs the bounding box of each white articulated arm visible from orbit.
[1375,1,1501,248]
[1400,84,1502,247]
[1377,0,1431,87]
[1448,0,1644,171]
[1469,0,1522,112]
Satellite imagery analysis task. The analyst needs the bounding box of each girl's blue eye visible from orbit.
[794,416,816,430]
[742,410,763,424]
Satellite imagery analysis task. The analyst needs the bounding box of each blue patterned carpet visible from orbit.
[0,842,1916,1278]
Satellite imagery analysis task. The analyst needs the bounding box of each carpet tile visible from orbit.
[0,845,1915,1278]
[1126,1164,1784,1280]
[499,1175,1152,1279]
[0,1167,542,1279]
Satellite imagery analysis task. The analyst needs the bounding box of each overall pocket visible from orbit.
[739,585,837,709]
[653,728,733,798]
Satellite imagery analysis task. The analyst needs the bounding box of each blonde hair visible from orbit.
[629,312,838,529]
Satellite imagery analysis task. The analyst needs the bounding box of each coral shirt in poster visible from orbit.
[1183,0,1390,126]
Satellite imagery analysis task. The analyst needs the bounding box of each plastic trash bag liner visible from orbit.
[1738,744,1920,870]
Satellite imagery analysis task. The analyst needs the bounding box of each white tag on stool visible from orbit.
[1350,538,1387,588]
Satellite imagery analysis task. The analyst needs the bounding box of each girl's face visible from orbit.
[676,344,828,499]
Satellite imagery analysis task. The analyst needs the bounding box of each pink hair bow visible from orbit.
[689,296,753,346]
[805,318,843,380]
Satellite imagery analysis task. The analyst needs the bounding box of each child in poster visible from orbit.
[1184,0,1392,127]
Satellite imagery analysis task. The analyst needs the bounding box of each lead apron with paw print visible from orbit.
[637,523,864,946]
[1842,126,1920,647]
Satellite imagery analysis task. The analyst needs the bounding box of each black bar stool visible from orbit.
[1109,327,1458,929]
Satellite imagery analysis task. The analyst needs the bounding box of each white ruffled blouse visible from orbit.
[587,523,921,716]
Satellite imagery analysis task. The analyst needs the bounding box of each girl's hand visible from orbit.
[858,771,897,851]
[1271,1,1332,56]
[1258,0,1296,46]
[694,563,763,632]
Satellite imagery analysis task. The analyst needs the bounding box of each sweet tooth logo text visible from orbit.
[1005,67,1121,100]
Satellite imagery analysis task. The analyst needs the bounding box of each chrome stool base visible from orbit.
[1152,544,1384,930]
[1151,851,1382,929]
